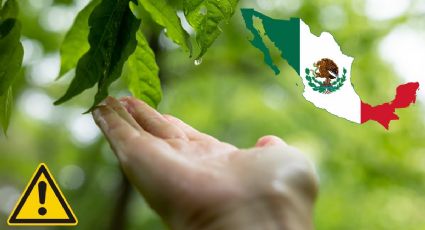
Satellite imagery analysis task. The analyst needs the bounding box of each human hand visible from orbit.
[92,97,318,230]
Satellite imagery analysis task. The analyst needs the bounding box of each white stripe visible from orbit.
[299,20,361,123]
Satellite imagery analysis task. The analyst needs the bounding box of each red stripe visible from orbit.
[361,82,420,129]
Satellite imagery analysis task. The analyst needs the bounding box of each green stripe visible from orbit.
[241,9,280,75]
[261,16,300,75]
[241,9,300,75]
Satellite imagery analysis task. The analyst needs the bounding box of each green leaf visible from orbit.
[0,0,21,135]
[125,30,162,108]
[54,0,141,109]
[92,6,141,111]
[138,0,191,55]
[0,18,23,95]
[58,0,101,77]
[0,0,19,20]
[0,87,12,135]
[184,0,239,58]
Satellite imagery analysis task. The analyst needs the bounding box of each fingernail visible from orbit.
[255,135,287,147]
[99,99,107,106]
[119,98,136,114]
[92,106,105,119]
[120,96,133,101]
[119,100,129,109]
[119,97,134,107]
[92,105,110,129]
[105,96,115,105]
[93,105,106,115]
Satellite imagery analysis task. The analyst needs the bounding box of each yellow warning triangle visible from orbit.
[7,163,78,226]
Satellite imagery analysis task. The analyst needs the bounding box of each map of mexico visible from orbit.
[241,8,420,130]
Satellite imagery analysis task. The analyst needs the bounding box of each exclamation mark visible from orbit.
[38,181,47,216]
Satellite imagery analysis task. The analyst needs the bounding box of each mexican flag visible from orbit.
[242,9,420,128]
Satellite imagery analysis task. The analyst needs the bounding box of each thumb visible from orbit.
[255,135,287,147]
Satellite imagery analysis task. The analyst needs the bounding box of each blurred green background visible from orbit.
[1,0,425,229]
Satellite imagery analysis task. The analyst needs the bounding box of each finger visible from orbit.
[92,105,144,155]
[92,105,191,194]
[162,114,218,141]
[120,97,187,140]
[93,105,180,167]
[255,135,287,147]
[104,96,143,132]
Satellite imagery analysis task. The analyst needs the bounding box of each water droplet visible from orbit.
[199,6,207,15]
[194,58,202,66]
[163,28,167,34]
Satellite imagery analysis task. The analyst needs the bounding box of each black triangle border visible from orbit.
[8,164,77,224]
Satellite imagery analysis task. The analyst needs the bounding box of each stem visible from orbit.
[109,173,132,230]
[108,29,162,230]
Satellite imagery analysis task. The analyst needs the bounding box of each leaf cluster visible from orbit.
[0,0,23,135]
[0,0,240,133]
[56,0,240,110]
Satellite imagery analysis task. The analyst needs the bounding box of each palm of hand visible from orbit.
[93,97,317,230]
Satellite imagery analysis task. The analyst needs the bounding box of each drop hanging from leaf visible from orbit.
[194,58,202,66]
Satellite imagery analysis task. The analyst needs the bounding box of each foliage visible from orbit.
[0,0,241,129]
[184,0,239,58]
[0,87,12,134]
[125,30,162,108]
[54,0,141,110]
[58,0,100,77]
[54,0,239,111]
[137,0,191,54]
[0,0,23,134]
